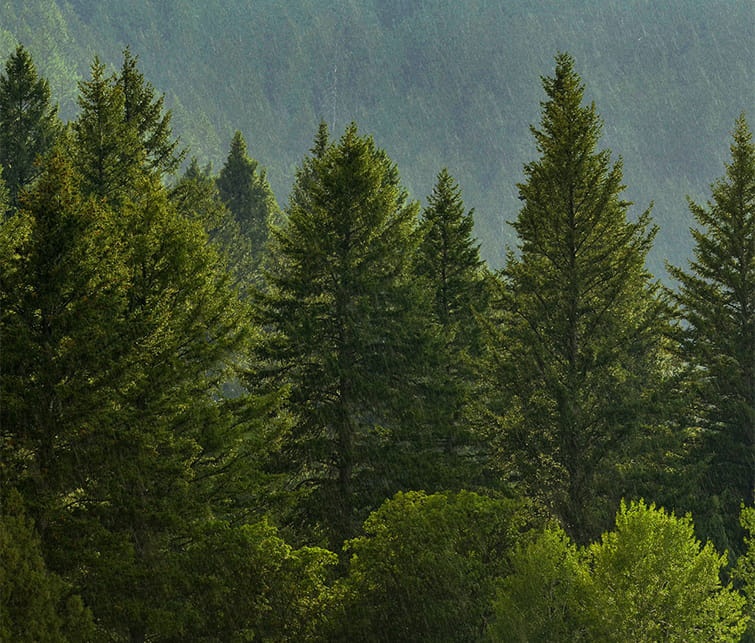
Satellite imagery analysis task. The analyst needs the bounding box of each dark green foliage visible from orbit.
[484,54,671,543]
[171,157,255,285]
[417,168,487,352]
[325,490,531,642]
[0,490,94,642]
[72,56,144,202]
[0,45,61,208]
[255,123,445,548]
[415,168,493,488]
[668,115,755,555]
[72,50,183,204]
[118,47,185,178]
[216,130,279,268]
[0,147,253,639]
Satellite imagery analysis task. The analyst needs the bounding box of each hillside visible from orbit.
[0,0,752,273]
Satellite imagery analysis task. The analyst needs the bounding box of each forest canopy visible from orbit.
[0,42,752,641]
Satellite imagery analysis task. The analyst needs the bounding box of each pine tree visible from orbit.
[417,167,487,353]
[118,47,184,178]
[415,169,491,487]
[73,52,183,204]
[255,123,440,548]
[668,114,755,554]
[485,54,671,543]
[216,130,279,268]
[0,148,254,639]
[72,57,143,203]
[0,45,61,208]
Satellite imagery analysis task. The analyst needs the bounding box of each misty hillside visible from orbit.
[0,0,752,273]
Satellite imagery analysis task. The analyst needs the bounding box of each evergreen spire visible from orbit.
[668,114,755,554]
[0,45,61,207]
[485,53,670,543]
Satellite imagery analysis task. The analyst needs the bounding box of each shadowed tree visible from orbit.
[216,130,279,270]
[668,114,755,555]
[484,54,671,543]
[254,123,444,548]
[0,45,61,208]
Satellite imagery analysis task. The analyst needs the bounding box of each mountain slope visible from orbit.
[0,0,752,273]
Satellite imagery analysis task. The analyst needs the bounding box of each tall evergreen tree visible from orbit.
[668,114,755,554]
[118,47,185,178]
[216,130,278,268]
[484,54,671,543]
[415,169,491,487]
[72,57,143,203]
[417,167,487,353]
[255,123,441,548]
[0,45,61,208]
[73,52,183,204]
[0,148,255,639]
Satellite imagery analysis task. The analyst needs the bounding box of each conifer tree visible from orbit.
[668,114,755,553]
[216,130,278,268]
[72,57,143,203]
[0,148,254,639]
[417,167,487,353]
[415,169,491,487]
[118,47,184,178]
[485,54,670,543]
[0,45,61,207]
[255,123,441,547]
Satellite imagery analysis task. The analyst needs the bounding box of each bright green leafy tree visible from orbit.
[0,45,61,208]
[668,114,755,554]
[492,501,747,642]
[734,506,755,641]
[326,490,530,642]
[484,53,671,543]
[183,518,336,640]
[490,525,588,642]
[584,500,746,642]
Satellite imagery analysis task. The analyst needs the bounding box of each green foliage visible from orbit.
[183,519,336,641]
[0,44,61,207]
[668,115,755,554]
[216,130,279,269]
[484,53,672,543]
[255,123,445,547]
[0,490,94,642]
[585,500,746,642]
[415,168,493,488]
[118,46,185,178]
[171,157,256,288]
[417,167,487,354]
[327,490,530,642]
[735,506,755,641]
[491,500,747,642]
[490,526,588,641]
[72,56,143,202]
[0,147,253,638]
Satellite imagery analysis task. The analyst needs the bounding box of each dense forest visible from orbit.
[0,37,753,643]
[0,1,752,276]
